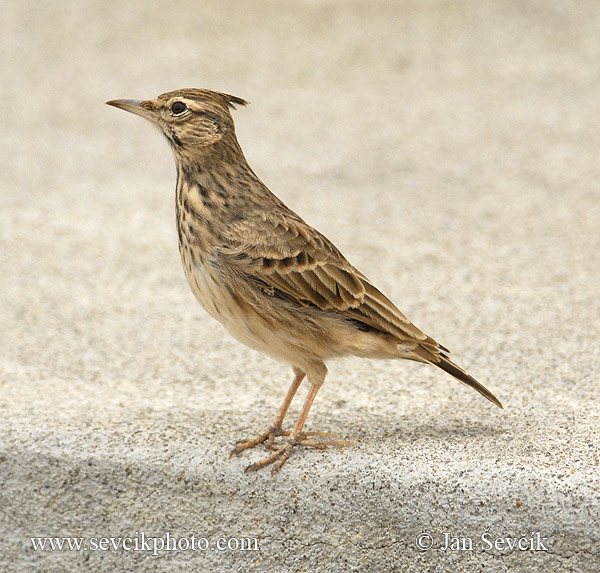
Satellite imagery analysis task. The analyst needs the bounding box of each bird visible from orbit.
[107,88,502,474]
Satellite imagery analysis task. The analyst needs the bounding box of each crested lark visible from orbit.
[107,89,502,474]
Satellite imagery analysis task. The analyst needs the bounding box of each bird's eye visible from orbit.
[171,101,187,115]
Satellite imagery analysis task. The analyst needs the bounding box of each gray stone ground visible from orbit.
[1,1,599,571]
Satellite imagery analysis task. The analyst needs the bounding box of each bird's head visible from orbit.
[107,88,248,159]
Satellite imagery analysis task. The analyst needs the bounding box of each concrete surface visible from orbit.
[1,1,599,571]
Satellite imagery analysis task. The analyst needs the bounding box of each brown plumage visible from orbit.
[107,88,502,474]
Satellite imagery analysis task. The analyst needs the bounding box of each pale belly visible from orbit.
[182,259,291,358]
[180,255,401,369]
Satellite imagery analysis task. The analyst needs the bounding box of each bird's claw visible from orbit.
[244,440,295,476]
[229,424,287,457]
[240,432,355,475]
[264,430,337,450]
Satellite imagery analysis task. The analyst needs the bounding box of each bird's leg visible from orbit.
[230,369,305,456]
[244,379,354,475]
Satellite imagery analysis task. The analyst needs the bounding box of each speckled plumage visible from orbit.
[107,89,502,474]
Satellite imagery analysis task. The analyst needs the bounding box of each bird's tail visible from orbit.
[412,343,503,409]
[435,354,503,408]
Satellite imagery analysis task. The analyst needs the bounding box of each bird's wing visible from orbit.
[219,213,428,342]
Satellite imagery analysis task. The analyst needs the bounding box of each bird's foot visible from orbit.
[243,432,355,475]
[263,430,343,449]
[230,423,288,457]
[230,423,340,456]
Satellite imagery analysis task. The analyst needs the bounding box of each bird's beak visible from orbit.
[106,99,157,122]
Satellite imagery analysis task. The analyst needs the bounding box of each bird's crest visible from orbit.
[216,91,250,109]
[159,88,249,110]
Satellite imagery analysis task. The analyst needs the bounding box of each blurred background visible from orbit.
[3,0,599,392]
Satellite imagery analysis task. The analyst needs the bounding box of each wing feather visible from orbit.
[220,213,428,341]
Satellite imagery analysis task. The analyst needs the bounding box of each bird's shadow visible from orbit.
[319,412,508,446]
